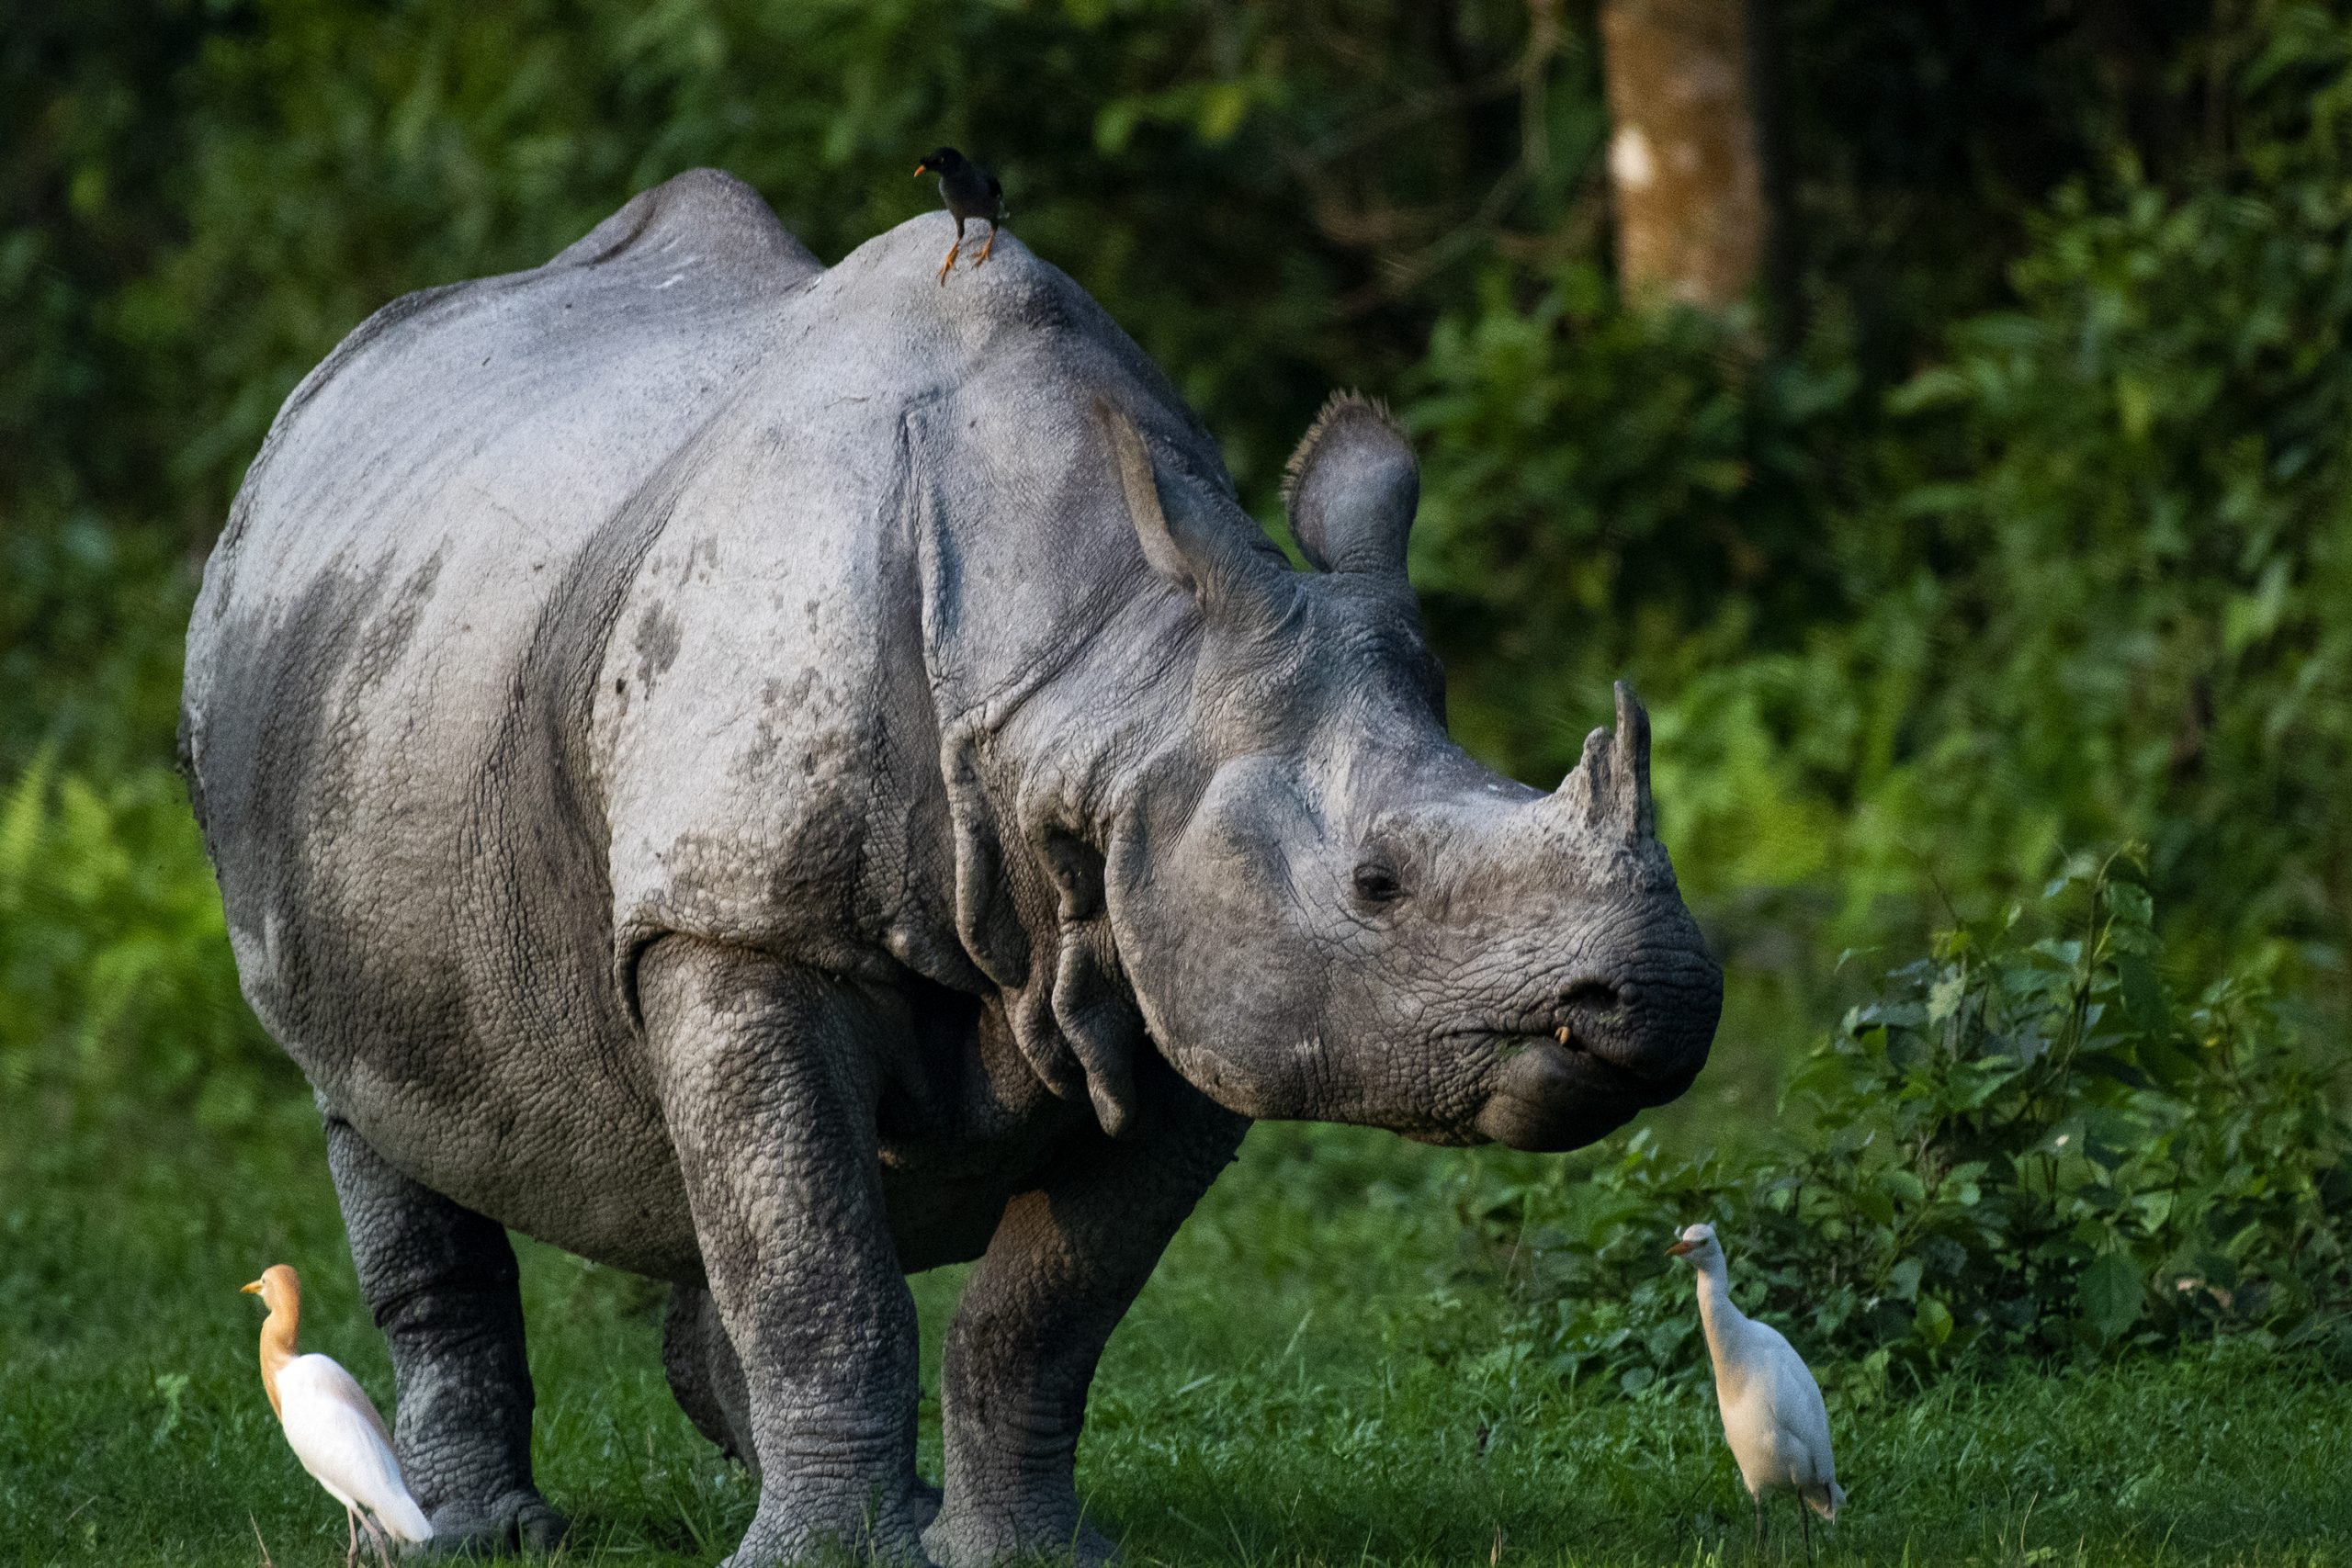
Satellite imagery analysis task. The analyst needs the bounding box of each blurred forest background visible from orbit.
[5,0,2348,1143]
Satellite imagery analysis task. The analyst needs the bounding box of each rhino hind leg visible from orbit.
[322,1111,568,1556]
[926,1079,1246,1568]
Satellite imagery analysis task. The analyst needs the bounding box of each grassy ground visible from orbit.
[3,1099,2346,1568]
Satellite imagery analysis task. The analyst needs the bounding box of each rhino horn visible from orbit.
[1611,681,1656,840]
[1550,681,1655,840]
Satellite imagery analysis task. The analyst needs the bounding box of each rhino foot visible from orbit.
[719,1504,931,1568]
[922,1507,1116,1568]
[420,1491,569,1557]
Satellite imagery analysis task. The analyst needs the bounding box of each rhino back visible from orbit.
[182,171,816,1268]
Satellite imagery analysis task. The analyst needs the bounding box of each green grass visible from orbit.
[3,1100,2346,1567]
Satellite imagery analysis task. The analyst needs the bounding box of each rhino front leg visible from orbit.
[639,936,929,1567]
[926,1080,1247,1568]
[322,1111,567,1554]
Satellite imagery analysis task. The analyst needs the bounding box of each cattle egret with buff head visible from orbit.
[1668,1222,1846,1559]
[242,1265,433,1567]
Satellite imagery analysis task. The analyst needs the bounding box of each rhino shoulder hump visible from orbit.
[548,167,822,285]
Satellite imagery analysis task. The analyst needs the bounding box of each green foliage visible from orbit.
[1408,269,1860,762]
[1461,853,2352,1397]
[1410,7,2352,997]
[1874,54,2352,978]
[0,758,288,1124]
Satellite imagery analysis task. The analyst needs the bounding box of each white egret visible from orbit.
[1668,1223,1845,1559]
[242,1264,433,1567]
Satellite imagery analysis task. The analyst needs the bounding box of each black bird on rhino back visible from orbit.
[914,146,1002,283]
[179,168,1722,1567]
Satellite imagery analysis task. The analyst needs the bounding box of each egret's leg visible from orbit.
[323,1111,566,1554]
[1752,1493,1765,1556]
[344,1506,359,1568]
[1801,1496,1814,1564]
[974,221,1000,266]
[356,1510,393,1568]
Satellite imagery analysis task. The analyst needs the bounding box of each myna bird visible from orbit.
[243,1265,434,1567]
[914,147,1004,284]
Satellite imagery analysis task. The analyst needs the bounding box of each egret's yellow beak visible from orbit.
[1666,1239,1695,1258]
[241,1279,266,1294]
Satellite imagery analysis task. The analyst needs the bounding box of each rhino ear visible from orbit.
[1094,399,1295,630]
[1282,392,1417,576]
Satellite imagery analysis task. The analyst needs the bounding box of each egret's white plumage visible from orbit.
[243,1264,432,1567]
[1668,1223,1845,1557]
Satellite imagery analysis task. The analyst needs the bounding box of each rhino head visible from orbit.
[1041,394,1722,1153]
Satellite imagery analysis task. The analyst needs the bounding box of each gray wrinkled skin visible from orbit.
[180,170,1723,1566]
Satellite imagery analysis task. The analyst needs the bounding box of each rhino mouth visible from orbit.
[1462,1018,1695,1153]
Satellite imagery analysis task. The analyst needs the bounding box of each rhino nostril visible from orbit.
[1557,979,1620,1022]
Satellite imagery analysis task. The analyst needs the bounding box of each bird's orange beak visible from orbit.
[241,1279,266,1294]
[912,162,928,176]
[1666,1239,1695,1258]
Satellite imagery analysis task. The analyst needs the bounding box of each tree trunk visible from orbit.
[1599,0,1774,312]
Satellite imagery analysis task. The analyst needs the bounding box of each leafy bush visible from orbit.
[1409,9,2352,998]
[0,758,289,1126]
[1460,852,2352,1398]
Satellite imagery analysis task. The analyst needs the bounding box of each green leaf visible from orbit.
[1927,971,1968,1026]
[1914,1295,1953,1347]
[2101,879,2154,932]
[2079,1252,2145,1341]
[1197,81,1253,141]
[1879,1168,1927,1205]
[2117,954,2169,1037]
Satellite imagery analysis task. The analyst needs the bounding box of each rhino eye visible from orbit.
[1351,860,1404,907]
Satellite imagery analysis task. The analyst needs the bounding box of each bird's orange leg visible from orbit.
[974,221,1000,267]
[938,217,967,286]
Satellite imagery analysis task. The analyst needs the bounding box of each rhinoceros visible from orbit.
[180,168,1722,1566]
